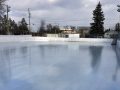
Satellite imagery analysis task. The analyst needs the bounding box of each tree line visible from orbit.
[35,20,78,36]
[0,0,120,37]
[36,20,62,36]
[0,0,30,35]
[0,16,30,35]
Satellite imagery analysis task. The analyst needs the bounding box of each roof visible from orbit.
[77,26,90,30]
[60,26,73,31]
[105,30,118,34]
[60,28,73,31]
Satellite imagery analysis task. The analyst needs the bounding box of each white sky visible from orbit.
[6,0,120,31]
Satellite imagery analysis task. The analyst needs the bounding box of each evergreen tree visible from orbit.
[9,19,18,35]
[52,25,60,34]
[90,2,105,37]
[46,24,61,34]
[18,18,29,35]
[46,24,52,33]
[0,15,7,34]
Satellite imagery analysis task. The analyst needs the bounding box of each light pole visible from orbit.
[6,5,11,35]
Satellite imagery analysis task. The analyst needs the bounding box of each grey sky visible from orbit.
[7,0,120,31]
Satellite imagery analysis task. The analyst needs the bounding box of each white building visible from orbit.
[46,26,80,38]
[77,26,90,38]
[46,34,59,37]
[59,26,80,38]
[60,27,77,34]
[59,34,80,38]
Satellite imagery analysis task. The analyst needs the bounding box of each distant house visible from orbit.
[46,34,59,37]
[104,30,118,38]
[59,26,80,38]
[77,27,90,38]
[60,27,77,34]
[45,26,80,38]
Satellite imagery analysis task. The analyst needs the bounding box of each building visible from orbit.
[45,26,80,38]
[77,26,90,38]
[104,30,118,38]
[59,34,80,38]
[60,26,77,34]
[46,34,59,37]
[59,26,80,38]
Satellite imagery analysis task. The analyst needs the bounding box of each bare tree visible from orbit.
[0,0,7,34]
[0,0,7,15]
[38,20,46,36]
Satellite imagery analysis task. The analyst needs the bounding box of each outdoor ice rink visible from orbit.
[0,42,120,90]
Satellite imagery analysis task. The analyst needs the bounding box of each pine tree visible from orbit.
[90,2,105,37]
[0,15,7,34]
[52,25,60,34]
[9,19,18,35]
[46,24,52,33]
[18,18,29,35]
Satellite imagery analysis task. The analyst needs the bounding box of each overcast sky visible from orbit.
[6,0,120,31]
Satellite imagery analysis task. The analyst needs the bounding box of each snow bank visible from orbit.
[0,35,113,43]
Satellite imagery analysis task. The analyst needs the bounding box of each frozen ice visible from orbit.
[0,42,119,90]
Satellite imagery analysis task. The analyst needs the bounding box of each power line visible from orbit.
[46,19,82,22]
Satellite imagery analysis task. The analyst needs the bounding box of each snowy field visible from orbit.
[0,42,120,90]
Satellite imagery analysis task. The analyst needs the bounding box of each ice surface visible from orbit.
[0,42,119,90]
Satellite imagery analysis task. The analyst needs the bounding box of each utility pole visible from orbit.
[6,5,10,35]
[28,8,31,32]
